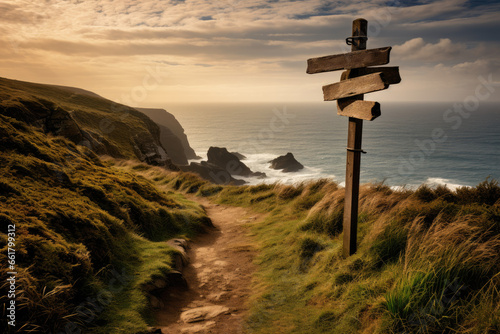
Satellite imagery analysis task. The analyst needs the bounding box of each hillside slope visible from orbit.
[133,169,500,334]
[0,77,171,166]
[0,100,211,332]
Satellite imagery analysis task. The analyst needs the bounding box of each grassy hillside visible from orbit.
[127,164,500,334]
[0,77,165,160]
[0,114,211,333]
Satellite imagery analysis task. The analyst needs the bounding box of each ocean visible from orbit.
[167,102,500,189]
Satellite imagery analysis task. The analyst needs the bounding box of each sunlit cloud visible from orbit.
[0,0,498,103]
[393,38,465,62]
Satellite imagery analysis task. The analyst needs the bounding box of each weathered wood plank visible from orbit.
[343,113,363,257]
[323,72,388,101]
[341,66,401,84]
[337,97,381,121]
[343,18,367,258]
[306,46,391,74]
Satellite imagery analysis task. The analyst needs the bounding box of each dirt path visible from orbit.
[156,197,263,334]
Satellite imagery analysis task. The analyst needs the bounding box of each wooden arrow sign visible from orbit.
[306,18,403,258]
[337,97,381,121]
[323,72,389,101]
[332,67,400,120]
[306,46,391,74]
[341,66,401,84]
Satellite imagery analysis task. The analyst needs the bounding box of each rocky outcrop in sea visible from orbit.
[269,153,304,172]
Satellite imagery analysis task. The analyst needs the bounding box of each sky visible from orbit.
[1,0,499,105]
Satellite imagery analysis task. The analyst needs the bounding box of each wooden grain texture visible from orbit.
[343,115,363,257]
[343,18,366,258]
[306,46,391,74]
[337,98,381,121]
[341,66,401,84]
[323,72,388,101]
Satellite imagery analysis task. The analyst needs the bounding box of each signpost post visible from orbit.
[307,18,401,257]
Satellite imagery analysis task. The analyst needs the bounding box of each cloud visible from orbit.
[0,0,499,103]
[447,59,499,76]
[393,37,464,62]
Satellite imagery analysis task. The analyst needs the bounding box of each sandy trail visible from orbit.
[156,197,263,334]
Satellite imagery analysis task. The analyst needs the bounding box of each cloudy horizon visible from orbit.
[1,0,499,106]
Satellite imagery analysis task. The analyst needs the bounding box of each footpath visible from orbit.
[155,197,264,334]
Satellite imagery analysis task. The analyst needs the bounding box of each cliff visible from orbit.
[136,108,199,163]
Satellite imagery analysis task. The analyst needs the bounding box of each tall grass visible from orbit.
[384,215,500,333]
[0,116,211,333]
[145,173,499,334]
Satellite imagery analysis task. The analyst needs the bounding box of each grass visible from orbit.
[0,115,211,333]
[88,235,179,334]
[136,169,500,334]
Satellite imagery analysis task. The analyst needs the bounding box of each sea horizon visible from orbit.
[166,101,500,189]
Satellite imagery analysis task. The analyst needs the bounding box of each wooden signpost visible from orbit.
[307,18,401,257]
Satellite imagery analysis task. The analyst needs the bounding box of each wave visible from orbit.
[190,151,336,185]
[424,177,470,191]
[236,153,336,185]
[390,177,470,192]
[190,151,475,189]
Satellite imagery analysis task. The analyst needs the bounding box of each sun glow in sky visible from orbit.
[1,0,499,105]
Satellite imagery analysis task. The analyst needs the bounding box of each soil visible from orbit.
[155,196,264,334]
